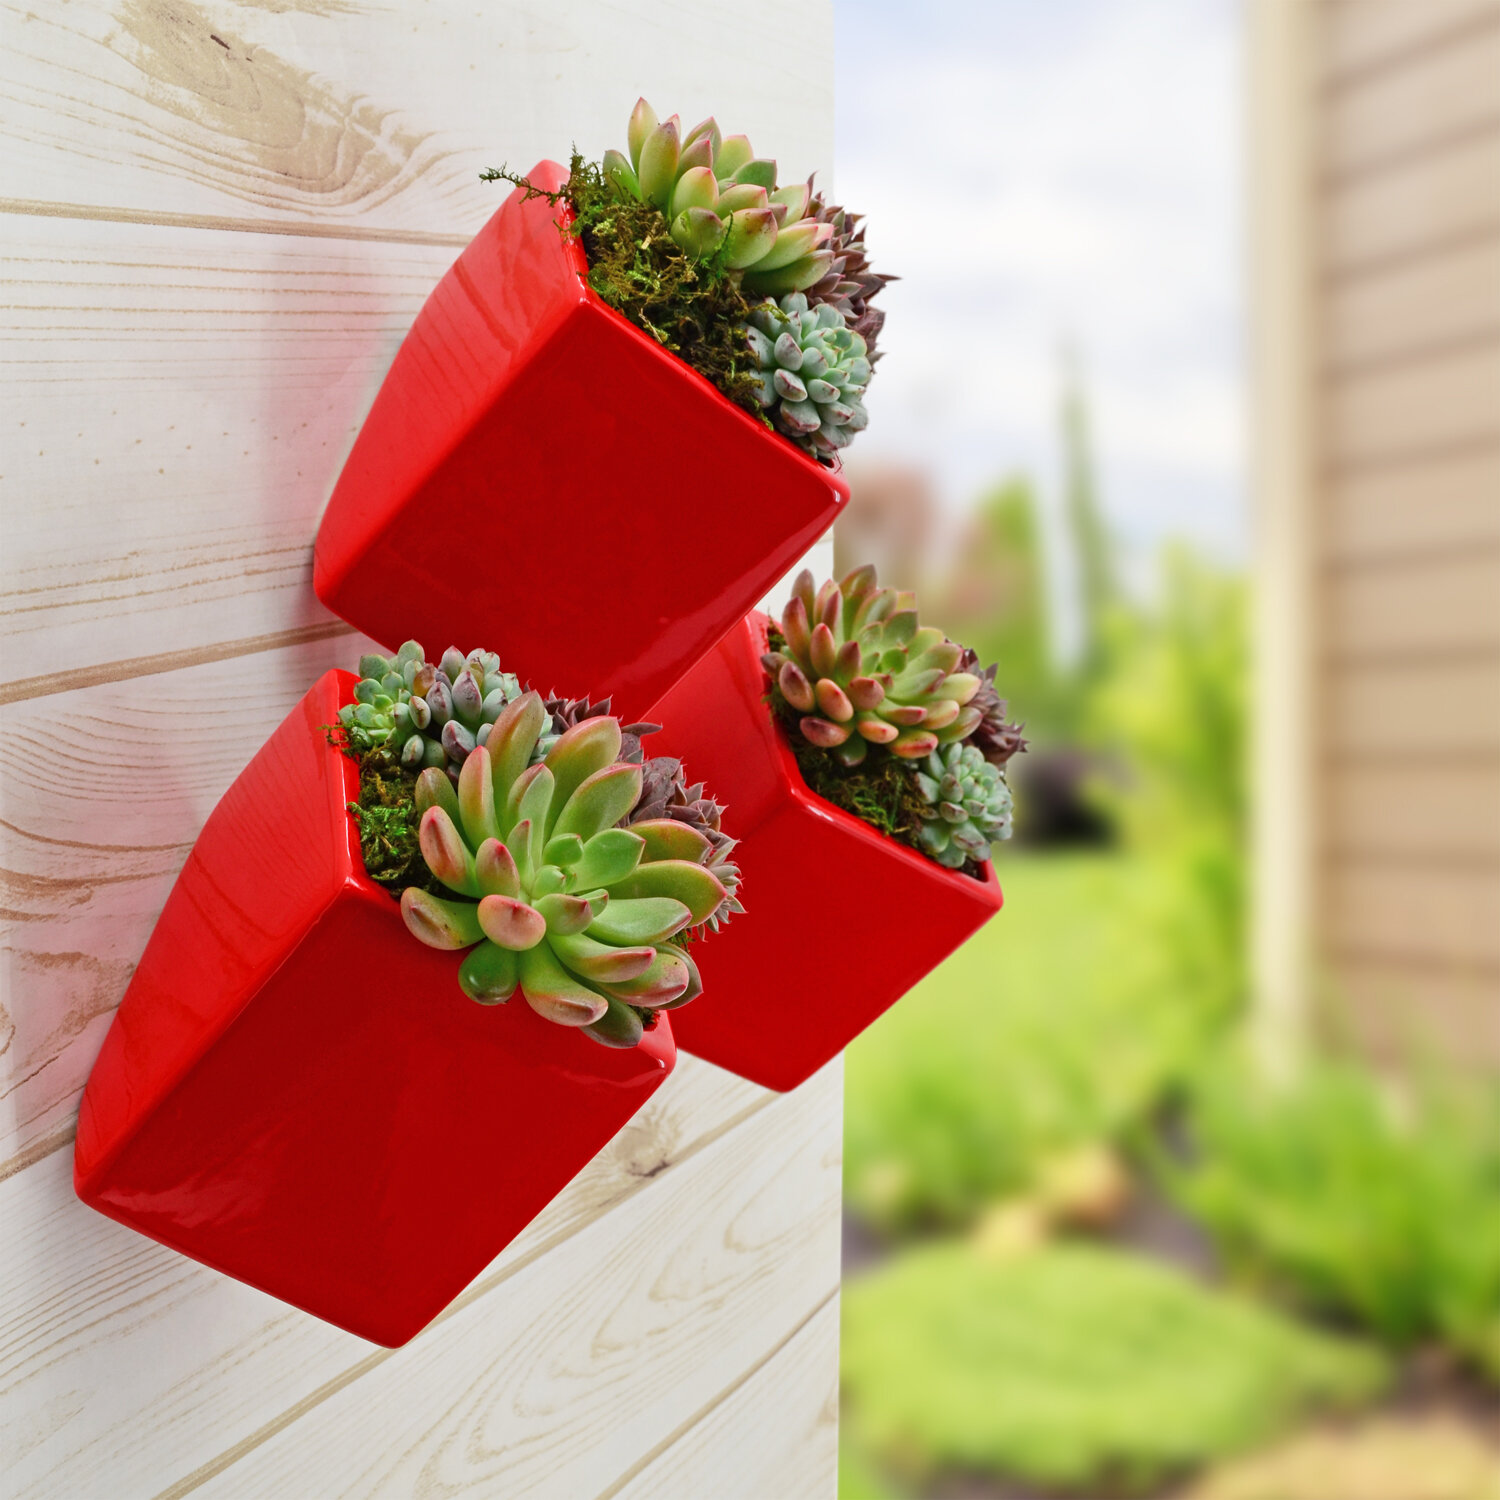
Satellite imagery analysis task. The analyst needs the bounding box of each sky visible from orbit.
[831,0,1246,586]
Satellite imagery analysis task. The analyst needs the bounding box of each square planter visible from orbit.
[313,160,850,724]
[74,670,675,1347]
[644,613,1003,1092]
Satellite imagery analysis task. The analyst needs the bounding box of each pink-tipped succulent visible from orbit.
[399,692,731,1049]
[603,98,834,296]
[764,567,984,768]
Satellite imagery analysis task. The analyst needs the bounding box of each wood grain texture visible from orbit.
[0,216,453,684]
[1323,18,1500,176]
[1321,0,1500,82]
[0,0,836,238]
[1324,339,1500,467]
[1321,129,1500,274]
[0,633,385,1177]
[0,1055,778,1500]
[1325,234,1500,370]
[607,1294,841,1500]
[187,1065,842,1500]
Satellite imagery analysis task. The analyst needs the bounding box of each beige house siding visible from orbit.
[0,4,842,1494]
[1254,0,1500,1064]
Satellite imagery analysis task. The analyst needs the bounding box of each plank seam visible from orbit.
[1322,117,1500,189]
[1321,537,1500,572]
[1323,849,1500,873]
[591,1282,841,1500]
[1322,433,1500,478]
[0,1119,77,1186]
[1325,642,1500,668]
[150,1086,782,1500]
[0,621,358,705]
[1321,224,1500,285]
[1329,948,1500,979]
[0,197,471,249]
[1320,6,1500,92]
[1323,326,1500,382]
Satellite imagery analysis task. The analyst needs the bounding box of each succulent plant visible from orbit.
[603,99,835,296]
[911,741,1013,870]
[631,757,743,933]
[960,649,1029,770]
[400,692,729,1049]
[538,691,657,765]
[745,294,870,455]
[340,641,524,778]
[803,196,892,360]
[765,567,984,767]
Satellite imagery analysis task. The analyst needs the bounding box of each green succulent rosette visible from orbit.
[746,293,870,456]
[911,741,1014,869]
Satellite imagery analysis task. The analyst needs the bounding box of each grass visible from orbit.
[844,851,1235,1232]
[841,1241,1390,1496]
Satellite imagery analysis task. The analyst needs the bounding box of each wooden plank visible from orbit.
[0,1055,776,1500]
[0,0,836,239]
[1328,956,1500,1065]
[608,1294,840,1500]
[1324,659,1500,755]
[1322,443,1500,561]
[1324,340,1500,466]
[1325,234,1500,369]
[1322,0,1500,82]
[0,217,455,684]
[186,1065,841,1500]
[1326,859,1500,966]
[1321,130,1500,273]
[1327,762,1500,859]
[1324,550,1500,657]
[0,633,388,1176]
[1324,21,1500,177]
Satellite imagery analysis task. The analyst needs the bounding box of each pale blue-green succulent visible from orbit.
[746,293,871,455]
[912,741,1014,869]
[340,642,523,778]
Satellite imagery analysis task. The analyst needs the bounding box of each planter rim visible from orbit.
[524,158,848,491]
[746,610,1002,900]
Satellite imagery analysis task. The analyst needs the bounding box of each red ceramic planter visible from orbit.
[74,671,674,1347]
[314,160,850,724]
[645,614,1003,1093]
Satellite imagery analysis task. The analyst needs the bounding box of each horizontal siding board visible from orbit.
[0,1056,776,1500]
[0,217,455,684]
[1326,859,1500,966]
[1324,340,1500,466]
[1322,443,1500,562]
[1324,234,1500,369]
[609,1294,840,1500]
[1323,20,1500,176]
[1324,659,1500,755]
[1327,762,1500,859]
[1324,550,1500,656]
[0,634,385,1175]
[190,1065,842,1500]
[1322,0,1500,81]
[1327,957,1500,1065]
[1321,129,1500,273]
[0,0,836,238]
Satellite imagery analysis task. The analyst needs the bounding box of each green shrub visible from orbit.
[844,853,1231,1232]
[841,1242,1389,1495]
[1161,1055,1500,1384]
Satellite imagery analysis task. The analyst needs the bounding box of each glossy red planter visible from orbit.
[314,160,850,724]
[645,614,1003,1092]
[74,671,674,1347]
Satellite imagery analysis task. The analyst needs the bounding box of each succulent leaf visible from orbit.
[459,942,520,1004]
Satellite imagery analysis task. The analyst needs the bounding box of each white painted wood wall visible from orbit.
[0,4,843,1494]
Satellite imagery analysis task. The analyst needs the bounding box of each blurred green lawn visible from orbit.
[844,849,1232,1233]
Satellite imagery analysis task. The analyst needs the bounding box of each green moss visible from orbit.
[482,157,770,428]
[347,757,436,897]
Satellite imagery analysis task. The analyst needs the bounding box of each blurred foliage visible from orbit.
[844,854,1232,1233]
[841,1242,1389,1496]
[1180,1416,1500,1500]
[1159,1054,1500,1385]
